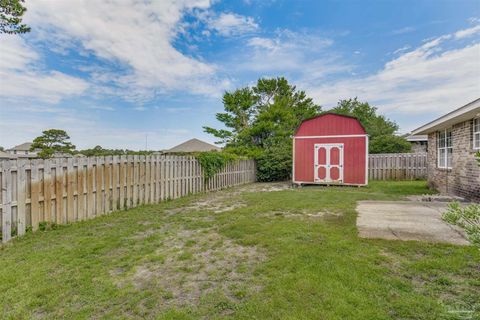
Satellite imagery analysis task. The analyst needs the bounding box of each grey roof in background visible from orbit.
[167,138,221,153]
[405,135,428,142]
[7,142,33,151]
[0,151,16,159]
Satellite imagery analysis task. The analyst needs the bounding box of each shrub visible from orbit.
[256,141,292,182]
[369,135,411,154]
[442,202,480,247]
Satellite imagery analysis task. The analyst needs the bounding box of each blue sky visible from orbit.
[0,0,479,150]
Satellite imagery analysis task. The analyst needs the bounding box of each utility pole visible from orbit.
[145,134,148,151]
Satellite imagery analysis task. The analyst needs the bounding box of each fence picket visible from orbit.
[368,153,427,180]
[2,160,12,242]
[0,156,255,243]
[16,159,27,236]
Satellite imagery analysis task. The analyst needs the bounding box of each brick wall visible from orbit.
[427,119,480,202]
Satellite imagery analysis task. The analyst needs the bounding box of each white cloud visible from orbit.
[454,24,480,39]
[247,37,276,50]
[86,105,115,111]
[240,30,344,76]
[305,28,480,123]
[207,12,259,36]
[21,0,228,102]
[393,45,411,55]
[165,107,193,113]
[0,36,89,103]
[0,106,193,150]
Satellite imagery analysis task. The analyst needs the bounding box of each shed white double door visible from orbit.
[314,143,344,183]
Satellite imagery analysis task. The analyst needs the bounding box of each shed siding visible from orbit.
[295,114,365,137]
[294,137,366,184]
[294,113,368,186]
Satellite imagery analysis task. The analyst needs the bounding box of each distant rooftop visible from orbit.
[0,151,16,159]
[7,142,33,151]
[166,138,221,153]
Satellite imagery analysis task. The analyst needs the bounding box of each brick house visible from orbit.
[411,98,480,202]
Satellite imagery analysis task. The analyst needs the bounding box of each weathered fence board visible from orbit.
[0,156,256,243]
[368,153,427,181]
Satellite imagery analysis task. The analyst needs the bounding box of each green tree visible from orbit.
[369,135,411,154]
[77,146,154,157]
[31,129,76,159]
[0,0,30,34]
[329,98,410,153]
[204,77,321,181]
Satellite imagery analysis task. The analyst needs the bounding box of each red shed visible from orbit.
[293,113,368,186]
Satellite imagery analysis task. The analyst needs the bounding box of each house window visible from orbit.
[437,129,452,169]
[474,118,480,150]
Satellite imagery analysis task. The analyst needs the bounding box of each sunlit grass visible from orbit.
[0,181,478,319]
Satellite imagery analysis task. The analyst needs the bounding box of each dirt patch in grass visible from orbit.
[163,182,291,217]
[116,227,265,307]
[130,229,159,240]
[259,209,341,219]
[239,182,291,193]
[166,193,247,216]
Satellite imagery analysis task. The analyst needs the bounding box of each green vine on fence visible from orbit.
[195,151,241,181]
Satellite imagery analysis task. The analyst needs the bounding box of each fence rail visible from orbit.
[368,153,427,181]
[0,156,256,243]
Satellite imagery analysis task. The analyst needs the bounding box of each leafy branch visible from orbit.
[442,202,480,247]
[0,0,30,34]
[195,151,241,181]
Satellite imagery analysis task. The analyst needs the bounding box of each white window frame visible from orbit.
[474,118,480,150]
[437,129,453,169]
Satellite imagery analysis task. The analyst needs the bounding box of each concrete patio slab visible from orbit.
[356,201,470,245]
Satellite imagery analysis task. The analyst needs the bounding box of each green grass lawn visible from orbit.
[1,181,478,320]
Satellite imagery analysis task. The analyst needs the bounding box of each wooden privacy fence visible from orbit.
[368,153,427,181]
[0,156,256,243]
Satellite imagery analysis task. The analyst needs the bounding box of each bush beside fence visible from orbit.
[368,153,427,181]
[0,156,256,243]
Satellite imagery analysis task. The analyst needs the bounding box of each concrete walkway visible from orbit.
[356,201,470,245]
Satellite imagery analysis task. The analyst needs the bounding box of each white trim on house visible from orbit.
[474,118,480,150]
[411,98,480,135]
[437,129,453,169]
[294,134,367,139]
[405,135,428,142]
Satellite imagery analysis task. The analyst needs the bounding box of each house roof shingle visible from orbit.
[166,138,221,153]
[7,142,33,151]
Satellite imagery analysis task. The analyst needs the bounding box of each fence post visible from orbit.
[2,160,12,243]
[0,156,257,242]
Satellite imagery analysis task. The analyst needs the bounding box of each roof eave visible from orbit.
[411,98,480,135]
